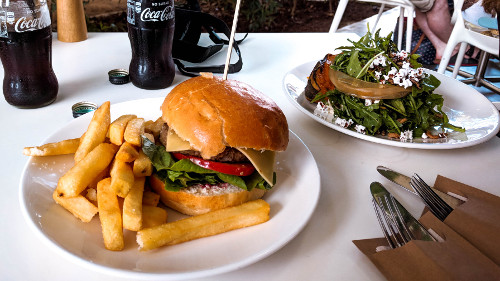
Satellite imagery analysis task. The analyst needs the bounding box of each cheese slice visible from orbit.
[236,148,275,186]
[165,129,275,185]
[165,128,192,152]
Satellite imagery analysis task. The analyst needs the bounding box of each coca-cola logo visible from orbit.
[14,16,49,32]
[140,6,174,22]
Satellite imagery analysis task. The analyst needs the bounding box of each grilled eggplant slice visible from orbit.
[304,53,336,101]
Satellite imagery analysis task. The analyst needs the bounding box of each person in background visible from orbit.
[481,0,499,51]
[410,0,454,64]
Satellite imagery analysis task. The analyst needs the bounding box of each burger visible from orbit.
[143,73,289,216]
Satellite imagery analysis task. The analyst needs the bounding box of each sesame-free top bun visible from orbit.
[161,74,289,159]
[149,174,266,216]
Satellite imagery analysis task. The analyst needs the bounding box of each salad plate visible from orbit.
[283,60,500,149]
[19,97,320,280]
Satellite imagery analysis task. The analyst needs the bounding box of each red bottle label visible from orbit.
[127,0,174,28]
[0,1,51,38]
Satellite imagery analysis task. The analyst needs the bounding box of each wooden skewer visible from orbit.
[222,0,242,80]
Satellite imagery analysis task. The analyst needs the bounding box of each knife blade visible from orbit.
[370,182,435,243]
[377,166,462,209]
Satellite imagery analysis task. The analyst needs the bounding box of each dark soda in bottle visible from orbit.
[0,0,58,108]
[127,0,175,90]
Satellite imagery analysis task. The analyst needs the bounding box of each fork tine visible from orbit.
[380,195,406,247]
[410,174,453,220]
[414,174,454,217]
[411,177,446,220]
[388,194,414,243]
[372,198,396,249]
[413,174,454,212]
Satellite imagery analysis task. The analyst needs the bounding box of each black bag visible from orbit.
[173,1,247,76]
[393,18,436,65]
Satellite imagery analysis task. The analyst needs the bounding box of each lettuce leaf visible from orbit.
[141,137,272,192]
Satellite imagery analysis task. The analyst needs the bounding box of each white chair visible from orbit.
[437,0,499,93]
[329,0,415,52]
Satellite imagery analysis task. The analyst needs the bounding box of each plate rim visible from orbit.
[18,97,321,280]
[283,60,500,149]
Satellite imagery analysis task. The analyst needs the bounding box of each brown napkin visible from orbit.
[433,175,500,266]
[353,213,500,281]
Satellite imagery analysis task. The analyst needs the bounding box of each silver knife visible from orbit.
[377,166,462,209]
[370,182,435,243]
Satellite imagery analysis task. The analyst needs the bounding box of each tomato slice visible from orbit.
[171,153,255,176]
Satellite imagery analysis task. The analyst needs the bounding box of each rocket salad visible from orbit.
[311,29,464,140]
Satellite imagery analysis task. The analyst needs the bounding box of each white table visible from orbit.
[2,32,499,281]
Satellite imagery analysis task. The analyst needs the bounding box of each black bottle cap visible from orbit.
[108,69,130,85]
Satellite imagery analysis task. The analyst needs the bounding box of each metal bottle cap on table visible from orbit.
[72,101,97,118]
[108,69,130,85]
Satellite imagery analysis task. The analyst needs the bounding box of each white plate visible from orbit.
[19,98,320,280]
[283,61,500,149]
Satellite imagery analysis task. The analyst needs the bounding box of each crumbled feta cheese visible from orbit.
[401,79,413,88]
[370,54,387,68]
[335,118,353,128]
[400,130,413,142]
[364,99,380,106]
[393,50,409,60]
[355,124,366,134]
[313,102,335,122]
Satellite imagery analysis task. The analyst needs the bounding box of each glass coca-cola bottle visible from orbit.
[127,0,175,90]
[0,0,58,108]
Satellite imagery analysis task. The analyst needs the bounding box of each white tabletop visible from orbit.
[2,32,500,281]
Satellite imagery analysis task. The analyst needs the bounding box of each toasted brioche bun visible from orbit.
[161,74,289,159]
[149,174,266,216]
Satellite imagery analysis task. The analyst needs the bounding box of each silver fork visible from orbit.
[372,195,413,248]
[410,174,453,221]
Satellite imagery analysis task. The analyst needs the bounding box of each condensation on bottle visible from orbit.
[127,0,175,90]
[0,0,59,108]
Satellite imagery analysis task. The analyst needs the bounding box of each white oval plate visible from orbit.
[283,61,500,149]
[19,97,320,280]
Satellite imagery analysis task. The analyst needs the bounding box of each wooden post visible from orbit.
[57,0,88,42]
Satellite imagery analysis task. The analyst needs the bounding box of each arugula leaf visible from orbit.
[346,50,362,77]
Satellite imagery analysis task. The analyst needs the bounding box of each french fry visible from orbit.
[53,190,98,222]
[142,205,168,229]
[88,166,110,190]
[143,120,154,133]
[142,190,160,206]
[74,101,111,162]
[108,114,137,145]
[136,199,270,251]
[143,132,155,143]
[144,117,164,139]
[124,118,145,146]
[110,159,135,198]
[23,138,80,156]
[56,143,118,198]
[123,177,145,231]
[115,142,139,162]
[97,178,124,251]
[133,151,153,177]
[85,188,97,205]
